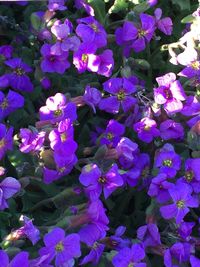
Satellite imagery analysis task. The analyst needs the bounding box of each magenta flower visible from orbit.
[177,47,200,78]
[160,182,199,224]
[0,250,29,267]
[154,8,173,35]
[160,119,184,140]
[97,49,114,77]
[79,163,123,199]
[112,243,146,267]
[0,123,13,160]
[154,72,186,114]
[133,117,160,143]
[0,90,24,120]
[39,93,77,123]
[4,58,33,92]
[99,77,137,114]
[19,128,45,153]
[76,16,107,48]
[40,44,70,74]
[39,227,81,266]
[0,177,21,210]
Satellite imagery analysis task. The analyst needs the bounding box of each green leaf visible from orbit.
[181,14,195,23]
[172,0,190,11]
[87,0,106,25]
[30,13,41,30]
[108,0,129,14]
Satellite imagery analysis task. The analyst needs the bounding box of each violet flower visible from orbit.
[75,0,95,16]
[160,119,184,140]
[99,77,137,114]
[4,58,33,92]
[97,49,114,77]
[100,119,125,147]
[178,221,195,241]
[133,117,160,143]
[39,227,81,266]
[0,177,21,210]
[19,128,45,153]
[154,8,173,35]
[48,0,66,11]
[40,44,70,74]
[39,93,77,123]
[160,182,199,224]
[0,90,24,120]
[0,250,29,267]
[154,72,186,115]
[190,255,200,267]
[76,16,107,48]
[0,45,13,59]
[79,163,123,199]
[137,223,161,248]
[112,243,146,267]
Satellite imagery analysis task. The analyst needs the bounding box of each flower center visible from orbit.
[138,29,146,38]
[164,88,172,99]
[185,170,194,182]
[177,200,185,209]
[128,262,134,267]
[191,61,200,70]
[55,241,64,252]
[107,132,114,140]
[0,99,8,110]
[58,167,66,173]
[90,23,98,32]
[0,138,5,148]
[54,109,63,117]
[98,176,106,184]
[117,90,125,101]
[111,240,118,247]
[60,132,67,142]
[50,56,56,62]
[163,159,172,167]
[144,125,150,131]
[81,54,88,63]
[14,68,25,76]
[93,241,98,250]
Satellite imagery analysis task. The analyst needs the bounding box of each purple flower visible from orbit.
[133,117,160,143]
[115,14,155,54]
[14,215,40,245]
[178,221,195,241]
[0,75,9,88]
[76,16,107,48]
[0,177,21,210]
[100,119,125,147]
[181,96,200,117]
[40,44,70,74]
[51,20,80,55]
[73,42,99,74]
[4,58,33,92]
[99,77,137,114]
[39,227,81,266]
[147,0,157,7]
[0,123,13,160]
[177,47,200,78]
[49,119,75,150]
[148,173,174,203]
[0,250,29,267]
[154,72,186,114]
[79,224,105,265]
[0,90,24,120]
[48,0,66,11]
[160,182,199,224]
[154,145,181,178]
[97,49,114,77]
[112,243,146,267]
[19,128,45,153]
[154,8,173,35]
[75,0,95,16]
[164,242,191,267]
[83,85,102,113]
[39,93,77,123]
[160,119,184,140]
[190,255,200,267]
[0,45,13,59]
[137,223,161,248]
[108,226,131,251]
[41,77,51,90]
[79,163,123,199]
